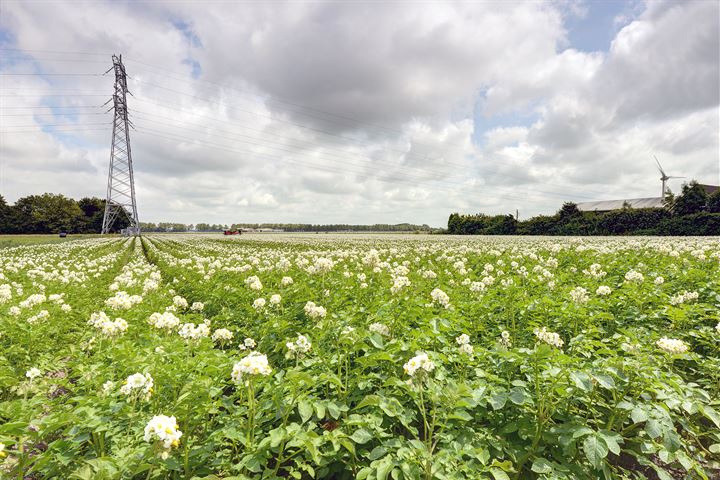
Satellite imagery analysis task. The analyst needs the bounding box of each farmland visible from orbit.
[0,235,719,479]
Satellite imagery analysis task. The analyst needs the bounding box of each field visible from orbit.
[0,234,103,249]
[0,235,719,479]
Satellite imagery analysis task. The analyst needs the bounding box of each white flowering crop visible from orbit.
[119,373,154,401]
[144,415,182,459]
[403,353,436,377]
[534,327,564,349]
[232,352,272,383]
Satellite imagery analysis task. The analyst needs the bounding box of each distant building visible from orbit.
[576,184,719,213]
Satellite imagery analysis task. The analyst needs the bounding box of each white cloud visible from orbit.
[0,0,717,226]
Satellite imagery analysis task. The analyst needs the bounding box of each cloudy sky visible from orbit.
[0,0,718,226]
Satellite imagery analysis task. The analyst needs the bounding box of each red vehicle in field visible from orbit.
[223,230,241,235]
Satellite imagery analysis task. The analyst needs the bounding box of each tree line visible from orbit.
[448,181,720,236]
[0,194,129,234]
[0,193,436,234]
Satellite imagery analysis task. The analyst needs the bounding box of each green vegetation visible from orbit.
[0,194,129,234]
[0,234,103,249]
[448,181,720,235]
[0,235,718,479]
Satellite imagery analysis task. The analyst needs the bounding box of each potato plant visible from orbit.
[1,235,719,479]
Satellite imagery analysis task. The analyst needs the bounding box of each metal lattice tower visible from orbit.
[102,54,140,235]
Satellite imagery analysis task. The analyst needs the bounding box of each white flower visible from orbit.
[25,367,42,380]
[190,302,204,312]
[304,301,327,319]
[570,287,589,304]
[119,373,154,400]
[61,303,72,312]
[390,276,411,294]
[624,270,644,283]
[403,353,435,377]
[178,322,210,341]
[534,327,564,349]
[656,337,689,354]
[232,352,272,383]
[173,295,189,309]
[456,334,470,345]
[596,285,612,296]
[715,322,720,334]
[148,311,181,331]
[270,294,282,305]
[430,288,450,308]
[286,334,312,357]
[239,337,257,350]
[252,298,266,310]
[212,328,234,343]
[459,343,473,355]
[669,291,699,306]
[281,276,293,286]
[654,276,665,285]
[105,291,143,310]
[245,276,263,291]
[369,322,390,336]
[144,415,182,458]
[102,380,115,396]
[500,330,512,348]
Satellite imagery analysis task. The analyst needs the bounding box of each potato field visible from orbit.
[0,235,719,479]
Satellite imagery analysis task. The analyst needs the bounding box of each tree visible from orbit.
[0,195,9,232]
[672,181,707,216]
[13,194,83,233]
[706,190,720,213]
[77,197,106,233]
[558,202,581,220]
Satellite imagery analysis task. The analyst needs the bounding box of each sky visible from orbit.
[0,0,718,227]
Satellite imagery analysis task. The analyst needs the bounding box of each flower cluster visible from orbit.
[239,337,257,350]
[534,327,564,349]
[624,270,644,283]
[119,373,154,401]
[231,352,272,383]
[455,334,473,354]
[569,286,589,304]
[105,291,143,310]
[211,328,234,344]
[304,301,327,319]
[430,288,451,308]
[245,276,263,291]
[499,330,512,348]
[178,322,210,342]
[369,322,390,336]
[669,291,699,306]
[144,415,182,459]
[656,337,689,354]
[286,334,312,356]
[403,352,435,377]
[596,285,612,296]
[148,311,181,331]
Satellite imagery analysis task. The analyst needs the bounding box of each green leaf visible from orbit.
[489,392,507,410]
[594,374,615,390]
[630,407,647,423]
[509,387,528,405]
[531,458,553,474]
[350,428,373,445]
[298,401,313,423]
[570,371,593,393]
[583,434,609,469]
[490,468,510,480]
[376,457,393,480]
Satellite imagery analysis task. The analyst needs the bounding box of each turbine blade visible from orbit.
[654,155,666,176]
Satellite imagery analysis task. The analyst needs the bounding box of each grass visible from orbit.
[0,234,105,248]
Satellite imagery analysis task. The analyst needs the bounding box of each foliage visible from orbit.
[0,195,128,234]
[0,235,719,479]
[672,181,708,216]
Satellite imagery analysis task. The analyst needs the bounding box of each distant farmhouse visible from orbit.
[577,184,719,213]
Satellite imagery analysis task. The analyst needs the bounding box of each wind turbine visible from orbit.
[654,155,684,199]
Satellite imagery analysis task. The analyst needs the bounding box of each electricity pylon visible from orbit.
[101,54,140,235]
